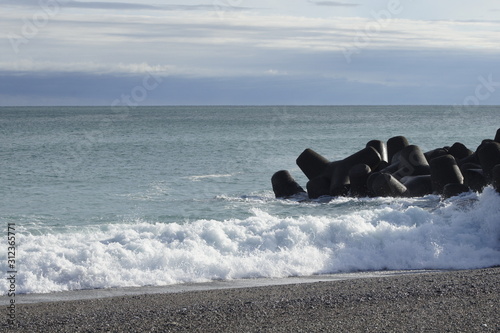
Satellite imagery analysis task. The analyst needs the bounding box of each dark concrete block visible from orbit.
[443,183,470,199]
[366,140,388,163]
[330,146,381,196]
[424,148,449,164]
[492,164,500,193]
[307,176,331,199]
[271,170,306,198]
[477,141,500,179]
[387,136,409,164]
[393,145,430,179]
[371,173,408,197]
[462,168,488,192]
[296,148,330,180]
[448,142,473,161]
[401,175,433,197]
[349,164,371,197]
[429,155,464,194]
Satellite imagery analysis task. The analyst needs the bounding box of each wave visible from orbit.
[2,188,499,295]
[185,174,234,181]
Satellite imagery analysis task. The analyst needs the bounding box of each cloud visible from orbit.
[43,14,500,54]
[2,48,499,106]
[62,1,161,10]
[4,69,500,107]
[1,4,500,106]
[0,0,251,12]
[4,8,500,59]
[266,69,288,76]
[64,1,249,12]
[307,0,359,7]
[3,12,500,85]
[0,60,177,76]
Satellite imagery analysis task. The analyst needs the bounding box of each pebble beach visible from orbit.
[5,267,499,332]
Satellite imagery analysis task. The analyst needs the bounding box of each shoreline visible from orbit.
[2,269,442,306]
[5,267,499,332]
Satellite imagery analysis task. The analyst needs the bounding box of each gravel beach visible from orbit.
[5,267,499,332]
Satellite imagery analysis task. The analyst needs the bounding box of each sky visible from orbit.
[1,0,500,106]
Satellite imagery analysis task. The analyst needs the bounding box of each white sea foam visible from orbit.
[2,188,499,295]
[186,174,234,181]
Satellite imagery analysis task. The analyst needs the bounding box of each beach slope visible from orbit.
[7,267,499,332]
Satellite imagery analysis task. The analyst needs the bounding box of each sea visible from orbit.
[1,105,499,295]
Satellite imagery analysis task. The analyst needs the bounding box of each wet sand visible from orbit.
[5,267,499,332]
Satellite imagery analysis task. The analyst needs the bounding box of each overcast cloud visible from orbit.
[1,0,499,105]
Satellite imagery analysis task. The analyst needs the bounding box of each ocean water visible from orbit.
[1,105,499,295]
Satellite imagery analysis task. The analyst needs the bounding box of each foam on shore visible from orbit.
[2,187,499,295]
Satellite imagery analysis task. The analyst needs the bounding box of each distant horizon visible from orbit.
[1,104,499,108]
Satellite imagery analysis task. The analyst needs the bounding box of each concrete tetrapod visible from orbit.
[271,170,306,198]
[329,146,381,196]
[370,173,408,197]
[307,176,331,199]
[387,136,409,164]
[477,141,500,179]
[366,141,389,172]
[393,145,430,179]
[424,148,449,164]
[448,142,473,161]
[461,168,488,193]
[429,155,464,194]
[400,175,433,197]
[272,128,500,200]
[492,164,500,193]
[443,183,470,199]
[348,164,372,197]
[296,148,330,180]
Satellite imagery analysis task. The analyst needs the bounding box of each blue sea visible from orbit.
[1,105,499,295]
